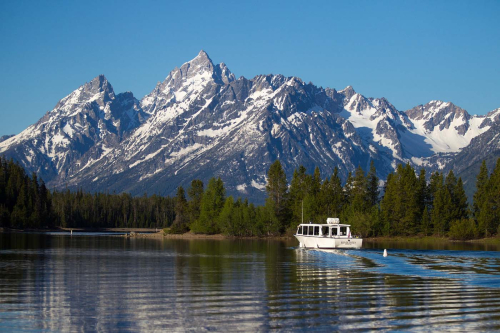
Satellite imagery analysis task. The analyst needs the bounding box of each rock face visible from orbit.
[0,75,146,182]
[1,51,499,203]
[441,117,500,197]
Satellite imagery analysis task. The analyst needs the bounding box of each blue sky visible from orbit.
[1,0,499,136]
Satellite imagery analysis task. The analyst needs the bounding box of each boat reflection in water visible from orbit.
[294,218,362,249]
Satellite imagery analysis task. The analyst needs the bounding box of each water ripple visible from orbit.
[1,234,500,331]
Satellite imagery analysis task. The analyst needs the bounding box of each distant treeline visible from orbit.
[1,156,500,239]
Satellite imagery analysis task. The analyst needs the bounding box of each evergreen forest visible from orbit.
[1,155,500,240]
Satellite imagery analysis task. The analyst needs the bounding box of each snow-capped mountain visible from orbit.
[405,101,496,153]
[0,75,146,182]
[1,51,499,202]
[440,114,500,195]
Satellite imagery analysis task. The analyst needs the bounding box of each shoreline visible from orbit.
[364,235,500,244]
[0,227,160,233]
[2,227,499,244]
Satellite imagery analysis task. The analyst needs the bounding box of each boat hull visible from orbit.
[294,235,362,249]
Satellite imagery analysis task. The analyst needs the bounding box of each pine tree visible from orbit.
[453,177,469,221]
[473,160,489,220]
[261,197,280,235]
[170,186,188,233]
[445,170,457,197]
[303,166,321,222]
[400,164,420,235]
[13,182,29,228]
[380,172,398,236]
[218,196,235,235]
[432,181,452,236]
[187,179,204,226]
[266,160,289,232]
[324,167,344,217]
[479,158,500,236]
[417,169,429,213]
[428,171,443,209]
[379,164,421,236]
[344,171,354,206]
[351,165,369,213]
[288,166,307,228]
[191,177,225,234]
[310,166,322,197]
[421,206,431,236]
[367,161,379,207]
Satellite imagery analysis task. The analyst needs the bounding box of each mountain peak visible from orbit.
[92,74,107,82]
[164,51,234,88]
[52,75,115,112]
[423,100,468,117]
[182,50,214,70]
[214,62,236,85]
[197,49,210,59]
[86,74,113,94]
[340,85,356,99]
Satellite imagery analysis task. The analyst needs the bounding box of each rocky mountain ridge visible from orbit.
[1,50,499,202]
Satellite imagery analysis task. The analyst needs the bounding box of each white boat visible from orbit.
[294,218,363,249]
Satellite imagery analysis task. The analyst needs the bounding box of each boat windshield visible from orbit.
[301,225,320,236]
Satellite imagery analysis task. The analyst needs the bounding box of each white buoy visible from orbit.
[383,249,387,257]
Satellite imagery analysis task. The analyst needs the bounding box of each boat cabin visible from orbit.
[295,218,352,238]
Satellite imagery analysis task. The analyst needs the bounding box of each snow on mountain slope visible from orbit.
[2,50,500,203]
[405,101,495,154]
[339,88,409,159]
[338,92,500,167]
[0,75,146,181]
[60,57,378,201]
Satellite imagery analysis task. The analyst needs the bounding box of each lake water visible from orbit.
[1,233,500,331]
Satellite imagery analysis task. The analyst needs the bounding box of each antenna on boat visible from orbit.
[383,249,387,257]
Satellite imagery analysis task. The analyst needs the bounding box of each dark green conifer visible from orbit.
[191,177,225,234]
[170,186,188,233]
[367,161,379,206]
[473,160,489,219]
[431,181,452,236]
[218,196,235,235]
[266,160,289,231]
[187,179,204,225]
[351,165,369,213]
[344,171,354,206]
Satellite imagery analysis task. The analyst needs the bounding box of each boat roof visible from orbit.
[298,223,351,227]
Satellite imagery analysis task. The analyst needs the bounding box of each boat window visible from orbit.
[314,226,319,236]
[303,226,308,235]
[340,226,347,235]
[331,227,338,236]
[297,226,302,235]
[321,226,329,237]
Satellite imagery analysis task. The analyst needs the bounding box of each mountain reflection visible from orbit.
[1,233,500,331]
